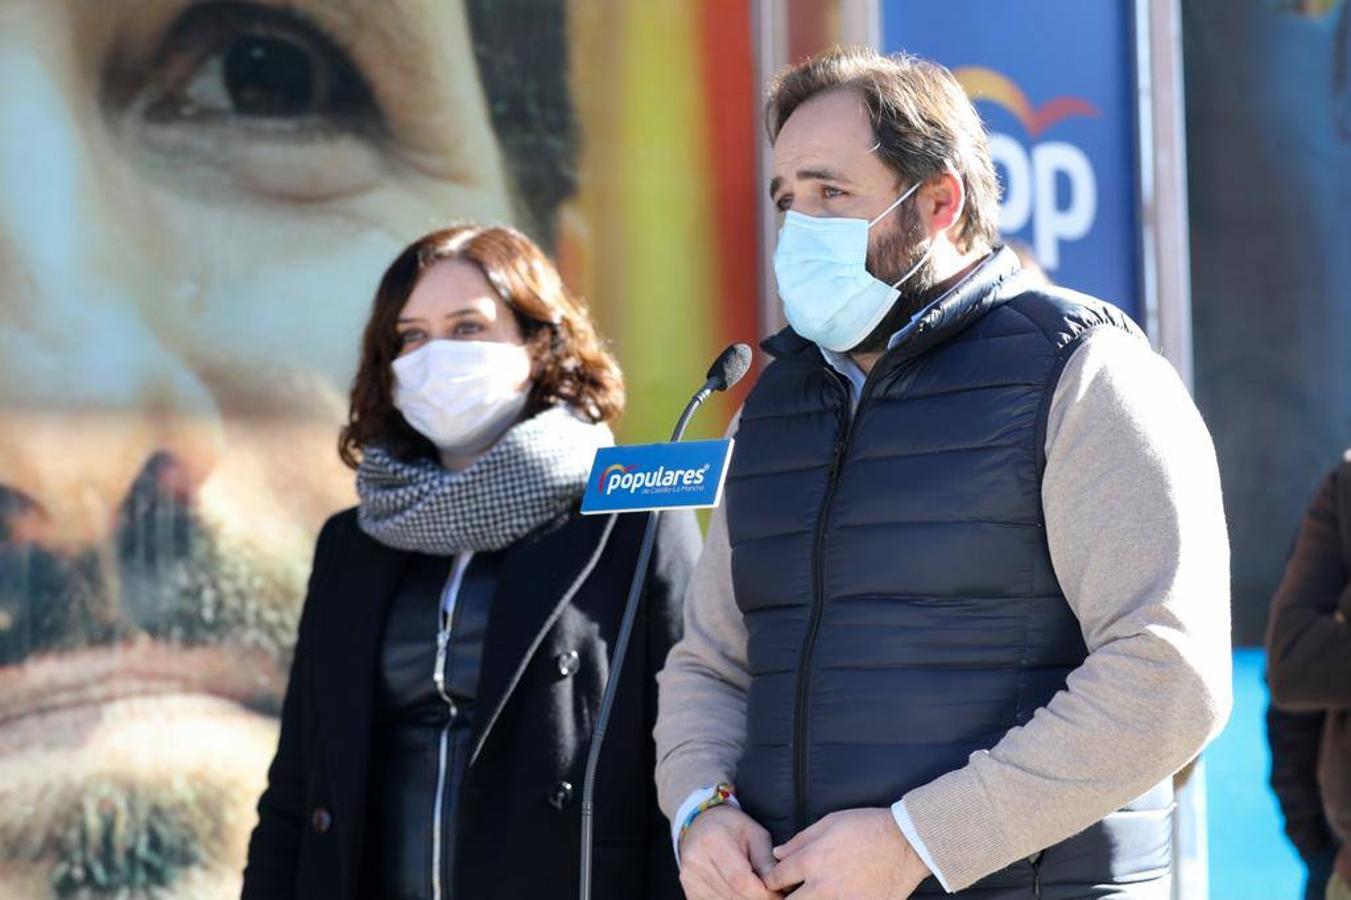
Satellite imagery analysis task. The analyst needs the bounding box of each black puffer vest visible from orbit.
[726,248,1173,898]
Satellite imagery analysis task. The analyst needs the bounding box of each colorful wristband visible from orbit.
[678,782,737,847]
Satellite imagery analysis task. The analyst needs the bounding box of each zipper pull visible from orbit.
[434,630,450,692]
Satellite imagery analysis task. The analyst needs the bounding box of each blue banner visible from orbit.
[581,440,735,514]
[883,0,1141,321]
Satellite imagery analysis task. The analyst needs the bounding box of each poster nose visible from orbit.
[0,30,224,546]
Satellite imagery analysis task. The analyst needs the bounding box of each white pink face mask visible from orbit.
[391,339,532,455]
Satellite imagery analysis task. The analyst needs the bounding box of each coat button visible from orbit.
[548,781,574,811]
[556,650,580,677]
[311,807,332,833]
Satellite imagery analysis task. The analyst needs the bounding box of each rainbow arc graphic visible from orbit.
[954,67,1099,137]
[597,463,635,494]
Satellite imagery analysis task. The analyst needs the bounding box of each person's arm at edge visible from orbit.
[1265,461,1351,710]
[1266,703,1339,866]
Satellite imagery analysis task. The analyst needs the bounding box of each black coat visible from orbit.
[241,504,699,900]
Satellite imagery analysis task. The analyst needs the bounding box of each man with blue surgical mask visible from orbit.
[773,167,938,356]
[655,46,1233,899]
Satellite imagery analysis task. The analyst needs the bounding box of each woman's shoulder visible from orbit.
[303,506,407,612]
[322,505,361,531]
[315,506,362,553]
[311,505,400,574]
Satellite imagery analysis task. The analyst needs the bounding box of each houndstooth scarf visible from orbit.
[356,405,613,554]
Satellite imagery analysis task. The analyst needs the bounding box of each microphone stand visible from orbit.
[577,384,714,900]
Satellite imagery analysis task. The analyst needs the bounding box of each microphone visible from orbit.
[701,342,754,396]
[579,343,752,900]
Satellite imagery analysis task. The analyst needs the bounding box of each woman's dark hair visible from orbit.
[339,224,625,469]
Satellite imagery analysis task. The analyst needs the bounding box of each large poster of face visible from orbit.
[0,1,757,895]
[1184,0,1351,644]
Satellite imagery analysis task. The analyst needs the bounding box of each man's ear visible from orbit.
[919,169,966,235]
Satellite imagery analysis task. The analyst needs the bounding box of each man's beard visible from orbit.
[850,202,941,355]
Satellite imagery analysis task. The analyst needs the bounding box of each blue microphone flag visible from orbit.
[580,440,734,514]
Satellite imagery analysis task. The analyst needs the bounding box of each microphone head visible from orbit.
[706,343,753,392]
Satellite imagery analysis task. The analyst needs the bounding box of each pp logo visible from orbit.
[597,463,635,496]
[955,67,1100,270]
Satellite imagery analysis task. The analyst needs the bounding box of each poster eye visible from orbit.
[217,33,321,118]
[144,2,376,130]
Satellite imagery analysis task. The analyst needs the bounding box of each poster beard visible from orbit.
[0,454,301,899]
[850,200,940,356]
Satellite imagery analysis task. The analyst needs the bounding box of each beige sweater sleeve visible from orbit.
[653,329,1234,888]
[654,412,750,818]
[902,327,1233,889]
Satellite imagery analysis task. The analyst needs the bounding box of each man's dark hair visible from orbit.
[765,45,1000,253]
[466,0,578,249]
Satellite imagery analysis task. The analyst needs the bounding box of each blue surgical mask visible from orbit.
[772,181,934,353]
